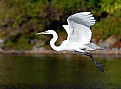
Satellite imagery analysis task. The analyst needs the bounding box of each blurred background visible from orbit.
[0,0,121,51]
[0,1,121,89]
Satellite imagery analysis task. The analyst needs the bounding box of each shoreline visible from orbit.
[0,49,121,55]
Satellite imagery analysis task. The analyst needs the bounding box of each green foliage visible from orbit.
[3,33,34,50]
[101,0,121,14]
[0,0,121,50]
[92,15,121,41]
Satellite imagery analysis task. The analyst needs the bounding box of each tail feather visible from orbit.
[85,43,104,50]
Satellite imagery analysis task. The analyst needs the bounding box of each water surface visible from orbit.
[0,54,121,89]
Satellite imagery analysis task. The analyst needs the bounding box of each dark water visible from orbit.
[0,54,121,89]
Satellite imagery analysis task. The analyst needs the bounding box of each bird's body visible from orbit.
[37,12,104,72]
[48,30,89,51]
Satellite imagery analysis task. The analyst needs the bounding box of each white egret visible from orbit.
[37,12,104,72]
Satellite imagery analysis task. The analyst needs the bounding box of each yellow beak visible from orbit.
[36,32,44,35]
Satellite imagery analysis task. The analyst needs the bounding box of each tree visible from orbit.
[101,0,121,14]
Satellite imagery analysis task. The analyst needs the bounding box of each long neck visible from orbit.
[50,31,60,51]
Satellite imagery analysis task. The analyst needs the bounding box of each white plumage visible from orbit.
[67,12,94,45]
[37,12,104,72]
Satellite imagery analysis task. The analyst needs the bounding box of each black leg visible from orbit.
[74,51,104,72]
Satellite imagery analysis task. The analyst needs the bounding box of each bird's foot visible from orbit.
[96,63,104,72]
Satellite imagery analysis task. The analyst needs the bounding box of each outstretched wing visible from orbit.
[67,12,96,45]
[62,25,70,40]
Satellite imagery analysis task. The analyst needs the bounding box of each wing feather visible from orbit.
[62,25,70,40]
[66,12,96,45]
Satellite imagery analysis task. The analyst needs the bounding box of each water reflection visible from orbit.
[0,55,121,89]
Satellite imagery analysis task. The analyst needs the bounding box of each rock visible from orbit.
[99,35,117,49]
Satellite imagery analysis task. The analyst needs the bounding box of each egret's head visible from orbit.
[37,30,55,35]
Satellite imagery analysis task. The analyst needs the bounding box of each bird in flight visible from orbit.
[37,12,104,72]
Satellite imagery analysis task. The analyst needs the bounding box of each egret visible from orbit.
[37,12,104,72]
